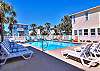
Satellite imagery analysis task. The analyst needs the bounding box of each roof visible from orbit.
[14,23,29,26]
[70,6,100,16]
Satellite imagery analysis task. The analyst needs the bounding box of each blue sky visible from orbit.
[6,0,100,26]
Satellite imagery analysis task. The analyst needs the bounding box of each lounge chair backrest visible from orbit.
[1,42,10,54]
[97,44,100,51]
[1,40,11,50]
[81,43,92,52]
[80,44,92,58]
[90,43,100,52]
[0,40,15,53]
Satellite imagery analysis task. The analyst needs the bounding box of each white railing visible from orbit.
[4,35,73,42]
[29,35,71,41]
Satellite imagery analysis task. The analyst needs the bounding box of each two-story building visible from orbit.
[71,6,100,42]
[13,23,29,36]
[12,23,29,42]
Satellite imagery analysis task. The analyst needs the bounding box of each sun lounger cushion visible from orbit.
[1,40,31,53]
[8,49,33,58]
[1,41,27,52]
[1,40,33,59]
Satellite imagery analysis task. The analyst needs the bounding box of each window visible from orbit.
[74,30,77,35]
[91,29,95,35]
[85,12,88,20]
[79,30,82,35]
[84,29,88,35]
[13,26,16,29]
[70,16,72,19]
[19,31,24,36]
[18,25,21,28]
[98,28,100,35]
[72,15,75,23]
[73,16,75,23]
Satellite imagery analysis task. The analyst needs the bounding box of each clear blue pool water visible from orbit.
[28,41,80,50]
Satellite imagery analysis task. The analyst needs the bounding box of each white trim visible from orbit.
[70,6,100,16]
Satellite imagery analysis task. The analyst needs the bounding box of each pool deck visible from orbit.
[46,46,100,71]
[6,43,100,71]
[1,47,83,71]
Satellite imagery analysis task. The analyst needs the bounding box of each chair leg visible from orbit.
[65,54,69,59]
[80,58,90,67]
[0,58,7,65]
[80,58,98,67]
[22,53,33,59]
[80,58,85,65]
[88,58,99,67]
[0,51,7,65]
[87,61,94,67]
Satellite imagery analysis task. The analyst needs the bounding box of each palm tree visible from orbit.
[53,25,59,35]
[37,25,44,35]
[0,1,17,42]
[8,16,17,36]
[30,23,37,35]
[44,22,51,34]
[57,24,62,35]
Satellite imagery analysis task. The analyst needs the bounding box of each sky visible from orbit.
[5,0,100,26]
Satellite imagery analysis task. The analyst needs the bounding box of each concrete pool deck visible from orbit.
[45,46,100,71]
[0,47,83,71]
[16,43,100,71]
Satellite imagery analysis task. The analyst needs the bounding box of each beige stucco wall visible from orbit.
[99,12,100,27]
[72,12,100,30]
[72,11,100,41]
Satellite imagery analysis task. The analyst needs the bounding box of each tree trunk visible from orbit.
[0,23,4,42]
[10,29,12,36]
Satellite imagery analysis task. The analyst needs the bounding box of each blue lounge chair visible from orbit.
[0,40,33,65]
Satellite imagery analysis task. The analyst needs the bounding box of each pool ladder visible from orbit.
[41,38,48,51]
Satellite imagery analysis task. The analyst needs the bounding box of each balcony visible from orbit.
[17,28,24,31]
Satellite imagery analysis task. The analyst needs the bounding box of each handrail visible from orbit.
[40,38,48,51]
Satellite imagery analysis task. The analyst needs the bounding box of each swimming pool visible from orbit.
[28,40,80,50]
